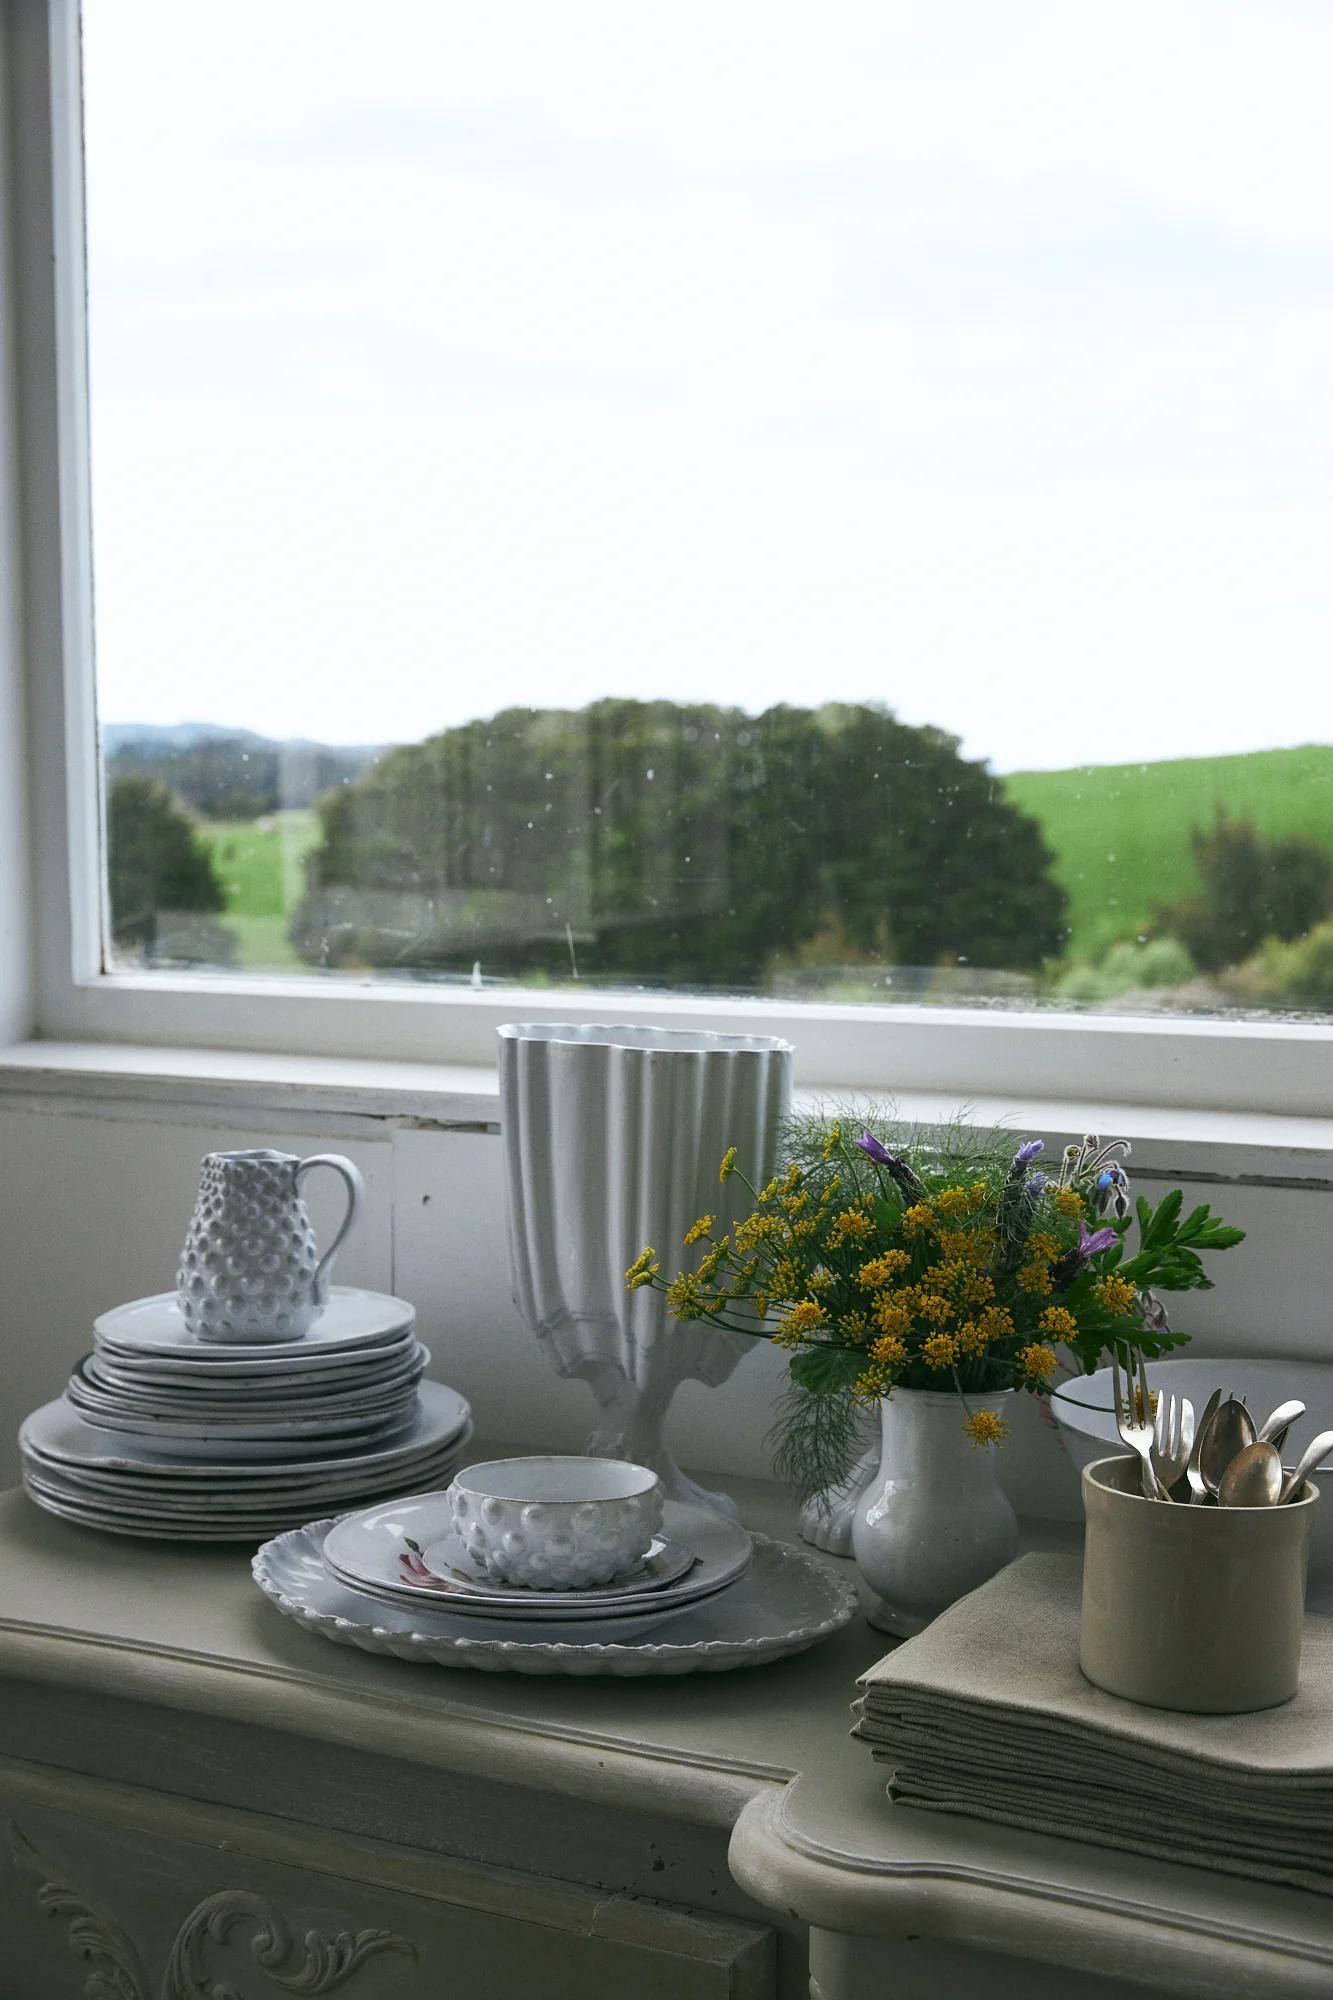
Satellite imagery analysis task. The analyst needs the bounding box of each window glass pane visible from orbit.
[85,2,1333,1018]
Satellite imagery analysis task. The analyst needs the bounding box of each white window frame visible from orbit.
[7,0,1333,1117]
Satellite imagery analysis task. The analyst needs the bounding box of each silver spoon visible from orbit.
[1257,1398,1305,1458]
[1280,1429,1333,1504]
[1200,1394,1256,1499]
[1218,1440,1283,1507]
[1184,1387,1222,1505]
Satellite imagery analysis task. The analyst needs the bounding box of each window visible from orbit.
[11,2,1333,1106]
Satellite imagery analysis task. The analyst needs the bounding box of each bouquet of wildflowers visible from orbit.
[627,1121,1243,1494]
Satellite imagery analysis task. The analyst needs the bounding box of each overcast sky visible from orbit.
[83,1,1333,772]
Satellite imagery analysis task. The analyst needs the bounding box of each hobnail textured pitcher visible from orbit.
[176,1148,364,1342]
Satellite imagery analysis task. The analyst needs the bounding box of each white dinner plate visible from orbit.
[84,1342,429,1399]
[333,1532,703,1620]
[324,1494,754,1620]
[256,1524,858,1674]
[67,1365,421,1429]
[22,1477,333,1543]
[91,1328,418,1379]
[93,1287,415,1358]
[20,1439,471,1514]
[62,1391,415,1448]
[20,1381,471,1478]
[419,1531,697,1602]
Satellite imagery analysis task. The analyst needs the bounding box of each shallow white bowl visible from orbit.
[449,1456,663,1589]
[1052,1356,1333,1588]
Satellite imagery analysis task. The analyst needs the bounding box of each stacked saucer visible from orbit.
[20,1287,472,1541]
[322,1487,755,1640]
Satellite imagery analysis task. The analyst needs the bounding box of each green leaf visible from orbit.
[789,1345,865,1396]
[873,1196,902,1232]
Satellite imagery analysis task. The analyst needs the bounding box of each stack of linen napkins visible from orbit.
[852,1551,1333,1895]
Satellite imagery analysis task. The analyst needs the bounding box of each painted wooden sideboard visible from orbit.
[2,1479,1331,2000]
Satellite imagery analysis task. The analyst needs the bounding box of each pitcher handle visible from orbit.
[295,1153,366,1305]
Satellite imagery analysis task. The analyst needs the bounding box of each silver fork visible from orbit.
[1152,1391,1195,1499]
[1112,1350,1166,1500]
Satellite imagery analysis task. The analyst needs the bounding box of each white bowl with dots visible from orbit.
[448,1456,663,1590]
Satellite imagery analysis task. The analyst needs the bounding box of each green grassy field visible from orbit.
[1004,745,1333,963]
[201,809,318,969]
[197,748,1333,976]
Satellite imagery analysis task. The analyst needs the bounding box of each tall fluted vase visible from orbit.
[853,1390,1018,1635]
[499,1023,793,1517]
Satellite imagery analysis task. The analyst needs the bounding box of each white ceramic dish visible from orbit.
[20,1440,472,1516]
[21,1478,330,1543]
[1052,1356,1333,1585]
[329,1532,741,1624]
[94,1287,414,1359]
[325,1491,751,1613]
[19,1437,472,1513]
[84,1342,428,1398]
[61,1395,413,1450]
[68,1363,422,1426]
[257,1522,857,1674]
[449,1455,663,1588]
[20,1381,471,1478]
[419,1530,695,1601]
[91,1328,418,1378]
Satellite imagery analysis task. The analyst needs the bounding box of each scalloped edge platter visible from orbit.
[254,1521,856,1675]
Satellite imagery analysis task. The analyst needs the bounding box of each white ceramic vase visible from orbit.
[853,1390,1018,1635]
[498,1023,793,1517]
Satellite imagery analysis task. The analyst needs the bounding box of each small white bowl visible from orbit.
[448,1456,663,1589]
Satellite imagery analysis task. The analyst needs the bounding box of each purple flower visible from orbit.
[855,1131,926,1202]
[1026,1171,1048,1195]
[1079,1220,1120,1258]
[1051,1220,1120,1293]
[1095,1163,1132,1220]
[1014,1138,1044,1166]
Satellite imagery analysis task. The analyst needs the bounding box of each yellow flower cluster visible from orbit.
[773,1299,826,1347]
[1018,1342,1059,1380]
[1054,1186,1086,1218]
[1095,1273,1137,1316]
[922,1332,958,1369]
[963,1409,1010,1447]
[859,1249,911,1289]
[684,1214,715,1246]
[821,1120,843,1161]
[1038,1305,1078,1340]
[625,1247,659,1290]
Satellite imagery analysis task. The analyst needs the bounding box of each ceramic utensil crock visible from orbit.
[1081,1454,1318,1713]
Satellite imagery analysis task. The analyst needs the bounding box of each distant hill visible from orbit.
[1004,744,1333,962]
[104,723,388,818]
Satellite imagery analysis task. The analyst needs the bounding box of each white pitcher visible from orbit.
[176,1148,364,1342]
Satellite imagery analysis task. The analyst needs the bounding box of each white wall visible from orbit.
[2,1084,1328,1517]
[0,11,35,1049]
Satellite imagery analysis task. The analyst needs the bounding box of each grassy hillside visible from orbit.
[201,809,318,969]
[194,747,1333,977]
[1005,745,1333,964]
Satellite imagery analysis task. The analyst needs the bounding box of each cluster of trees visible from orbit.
[105,725,380,821]
[106,776,234,964]
[287,700,1069,986]
[103,706,1333,1013]
[1153,815,1333,973]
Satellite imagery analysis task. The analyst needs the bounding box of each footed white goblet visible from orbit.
[498,1023,793,1517]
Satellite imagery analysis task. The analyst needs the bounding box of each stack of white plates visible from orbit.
[254,1493,859,1676]
[322,1489,755,1637]
[19,1288,472,1541]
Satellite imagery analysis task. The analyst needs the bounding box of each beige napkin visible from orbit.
[853,1551,1333,1894]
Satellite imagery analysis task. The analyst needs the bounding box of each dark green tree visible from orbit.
[107,775,232,963]
[1155,814,1333,972]
[290,700,1068,984]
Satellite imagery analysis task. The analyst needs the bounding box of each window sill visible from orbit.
[2,1038,1331,1186]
